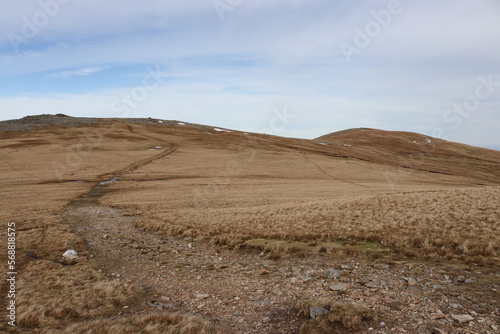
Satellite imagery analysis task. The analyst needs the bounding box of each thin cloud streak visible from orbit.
[47,66,106,79]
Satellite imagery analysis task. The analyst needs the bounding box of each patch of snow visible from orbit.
[319,142,328,146]
[156,146,162,149]
[148,148,156,150]
[158,120,163,123]
[178,122,186,125]
[343,144,352,147]
[425,138,432,143]
[412,140,418,143]
[214,128,232,133]
[100,175,120,185]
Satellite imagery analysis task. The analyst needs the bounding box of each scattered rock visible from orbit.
[62,249,78,260]
[451,314,474,323]
[407,277,418,286]
[329,284,348,291]
[431,328,447,334]
[259,269,269,275]
[428,312,445,320]
[433,284,446,291]
[374,264,389,269]
[309,307,329,319]
[405,286,422,299]
[325,269,343,279]
[195,294,210,300]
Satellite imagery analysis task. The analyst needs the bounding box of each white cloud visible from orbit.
[47,66,106,79]
[0,0,499,150]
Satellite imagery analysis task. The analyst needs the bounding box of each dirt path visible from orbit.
[60,145,500,334]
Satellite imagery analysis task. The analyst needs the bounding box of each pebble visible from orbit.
[451,314,474,323]
[325,269,343,279]
[405,286,422,299]
[259,269,269,275]
[428,313,445,320]
[407,277,418,286]
[195,294,210,300]
[329,284,348,291]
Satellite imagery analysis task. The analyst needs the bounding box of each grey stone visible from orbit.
[405,286,422,299]
[325,269,343,279]
[408,277,418,286]
[451,314,474,323]
[309,307,329,319]
[329,284,348,291]
[195,294,210,300]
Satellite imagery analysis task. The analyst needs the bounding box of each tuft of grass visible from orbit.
[39,313,234,334]
[115,186,500,265]
[296,299,378,333]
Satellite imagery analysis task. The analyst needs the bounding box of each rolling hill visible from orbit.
[1,115,499,334]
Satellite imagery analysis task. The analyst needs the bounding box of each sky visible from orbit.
[0,0,499,150]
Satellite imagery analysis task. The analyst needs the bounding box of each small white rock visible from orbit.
[62,250,78,260]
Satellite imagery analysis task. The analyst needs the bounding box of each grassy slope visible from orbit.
[0,121,233,333]
[1,118,499,332]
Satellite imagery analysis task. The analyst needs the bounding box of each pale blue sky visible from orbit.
[1,0,499,149]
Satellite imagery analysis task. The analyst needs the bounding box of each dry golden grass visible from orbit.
[39,313,234,334]
[17,260,143,328]
[107,184,499,263]
[0,121,171,184]
[0,180,152,333]
[99,126,499,264]
[0,121,237,333]
[1,119,499,333]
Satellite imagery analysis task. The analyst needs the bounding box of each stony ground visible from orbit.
[62,200,499,334]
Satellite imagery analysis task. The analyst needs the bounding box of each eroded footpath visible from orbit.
[62,197,499,334]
